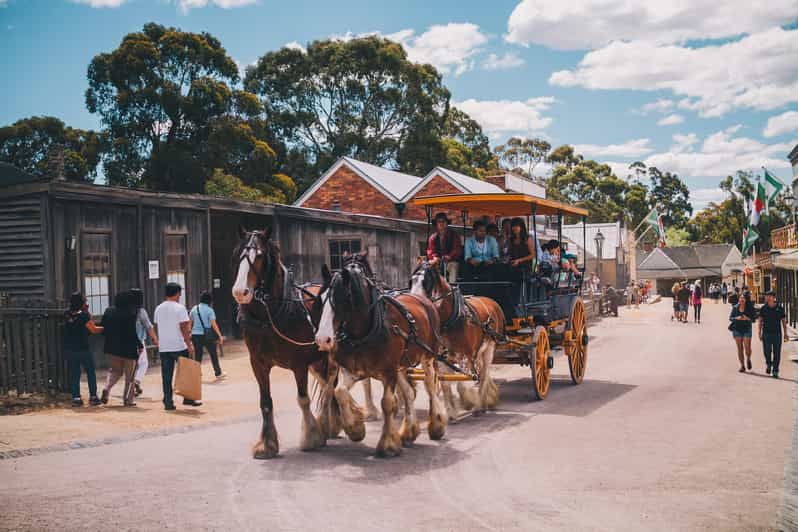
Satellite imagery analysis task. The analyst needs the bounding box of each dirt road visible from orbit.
[0,301,793,531]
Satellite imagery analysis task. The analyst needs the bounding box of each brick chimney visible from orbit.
[484,174,506,191]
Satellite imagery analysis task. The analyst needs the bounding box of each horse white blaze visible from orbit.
[232,249,255,304]
[410,271,426,297]
[315,289,336,351]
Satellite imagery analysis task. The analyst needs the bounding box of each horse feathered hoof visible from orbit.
[428,413,447,441]
[343,420,366,442]
[253,439,279,459]
[376,433,402,458]
[399,419,420,447]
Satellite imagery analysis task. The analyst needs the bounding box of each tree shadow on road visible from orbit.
[497,377,636,417]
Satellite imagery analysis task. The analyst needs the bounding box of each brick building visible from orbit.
[294,156,545,222]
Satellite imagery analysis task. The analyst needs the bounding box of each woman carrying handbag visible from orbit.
[729,291,757,373]
[190,291,226,380]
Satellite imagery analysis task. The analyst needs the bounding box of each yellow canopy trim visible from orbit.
[412,193,589,217]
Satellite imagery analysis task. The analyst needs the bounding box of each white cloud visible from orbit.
[284,41,306,53]
[637,99,673,115]
[387,23,488,76]
[642,127,795,179]
[177,0,255,12]
[73,0,126,7]
[505,0,798,49]
[550,27,798,117]
[657,114,684,126]
[689,187,727,210]
[763,110,798,138]
[454,97,554,133]
[482,52,524,71]
[574,138,653,158]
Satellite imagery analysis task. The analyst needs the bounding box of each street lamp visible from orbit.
[594,230,605,282]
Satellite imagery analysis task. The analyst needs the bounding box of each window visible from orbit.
[82,233,111,316]
[166,234,187,305]
[328,238,362,271]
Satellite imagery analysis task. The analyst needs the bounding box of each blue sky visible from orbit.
[2,0,797,210]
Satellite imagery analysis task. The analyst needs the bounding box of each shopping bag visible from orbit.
[174,355,202,401]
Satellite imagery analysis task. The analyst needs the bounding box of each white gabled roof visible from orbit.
[404,166,504,200]
[294,156,421,206]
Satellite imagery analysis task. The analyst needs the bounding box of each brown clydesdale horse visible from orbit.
[315,253,448,457]
[231,227,339,459]
[410,259,505,417]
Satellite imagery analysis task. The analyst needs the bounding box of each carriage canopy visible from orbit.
[411,193,589,218]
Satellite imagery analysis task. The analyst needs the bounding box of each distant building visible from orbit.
[636,244,744,294]
[561,221,630,288]
[294,156,544,221]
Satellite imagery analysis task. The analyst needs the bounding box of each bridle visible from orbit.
[324,262,386,348]
[235,232,318,347]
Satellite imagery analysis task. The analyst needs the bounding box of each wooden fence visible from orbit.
[0,307,67,396]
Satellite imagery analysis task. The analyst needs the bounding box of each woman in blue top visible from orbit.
[730,291,757,373]
[190,291,225,379]
[464,220,499,281]
[131,288,158,397]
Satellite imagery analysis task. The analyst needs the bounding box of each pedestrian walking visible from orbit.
[671,281,681,321]
[154,282,199,410]
[692,280,703,323]
[729,291,757,373]
[131,288,158,397]
[63,292,103,407]
[721,282,728,304]
[758,291,789,378]
[677,282,691,323]
[728,286,740,306]
[99,290,142,406]
[190,291,226,380]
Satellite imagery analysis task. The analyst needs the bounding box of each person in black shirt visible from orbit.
[100,290,142,406]
[730,291,757,372]
[728,287,740,306]
[677,284,691,323]
[758,291,789,378]
[63,292,104,406]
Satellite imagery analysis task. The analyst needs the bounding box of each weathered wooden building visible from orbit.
[0,175,426,338]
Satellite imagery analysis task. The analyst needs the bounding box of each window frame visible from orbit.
[164,232,188,306]
[78,229,114,318]
[327,237,363,272]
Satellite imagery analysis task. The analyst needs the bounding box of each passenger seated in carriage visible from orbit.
[505,217,536,317]
[464,220,499,281]
[426,212,462,284]
[561,253,582,287]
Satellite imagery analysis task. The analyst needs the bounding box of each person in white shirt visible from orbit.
[153,282,198,410]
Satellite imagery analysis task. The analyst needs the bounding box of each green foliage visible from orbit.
[545,146,654,224]
[689,170,789,250]
[205,168,267,202]
[494,137,551,177]
[245,36,496,182]
[665,226,691,246]
[0,116,102,181]
[648,166,692,228]
[86,22,284,194]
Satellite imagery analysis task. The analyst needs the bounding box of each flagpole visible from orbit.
[633,206,658,234]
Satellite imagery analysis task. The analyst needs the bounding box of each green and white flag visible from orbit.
[644,208,666,244]
[741,225,759,256]
[764,168,786,211]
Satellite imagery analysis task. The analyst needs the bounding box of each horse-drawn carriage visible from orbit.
[411,193,590,400]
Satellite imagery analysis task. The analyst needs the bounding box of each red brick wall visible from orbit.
[484,174,506,190]
[403,174,462,221]
[299,165,400,218]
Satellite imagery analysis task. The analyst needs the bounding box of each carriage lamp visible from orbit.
[65,235,77,252]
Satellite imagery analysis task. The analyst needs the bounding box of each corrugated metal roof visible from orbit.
[343,157,421,201]
[433,167,504,195]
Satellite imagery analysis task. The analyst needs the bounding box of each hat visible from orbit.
[765,290,776,296]
[433,212,451,224]
[564,253,577,260]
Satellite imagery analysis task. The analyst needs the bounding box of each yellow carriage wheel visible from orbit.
[531,326,551,400]
[566,298,588,385]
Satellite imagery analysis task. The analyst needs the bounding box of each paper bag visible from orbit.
[174,355,202,401]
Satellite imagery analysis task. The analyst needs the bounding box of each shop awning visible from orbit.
[771,249,798,270]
